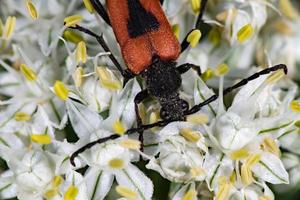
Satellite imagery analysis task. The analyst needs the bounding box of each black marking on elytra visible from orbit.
[127,0,160,38]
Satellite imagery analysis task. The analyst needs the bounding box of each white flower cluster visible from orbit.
[1,0,300,200]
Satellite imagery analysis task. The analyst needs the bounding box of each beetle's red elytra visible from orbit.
[107,0,181,74]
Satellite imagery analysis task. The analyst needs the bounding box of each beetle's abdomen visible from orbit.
[107,0,181,74]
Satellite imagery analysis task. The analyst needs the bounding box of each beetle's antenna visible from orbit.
[90,0,111,25]
[69,25,135,80]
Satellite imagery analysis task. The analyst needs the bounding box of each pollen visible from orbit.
[229,149,249,160]
[187,113,209,124]
[290,100,300,113]
[201,68,214,81]
[172,24,180,40]
[20,64,37,81]
[76,41,87,64]
[64,15,83,27]
[279,0,298,20]
[83,0,94,13]
[266,70,285,84]
[31,134,52,145]
[237,24,254,43]
[52,176,63,187]
[63,30,84,44]
[215,176,231,200]
[190,166,205,177]
[3,16,16,40]
[241,163,253,186]
[73,67,84,88]
[115,185,137,200]
[109,158,125,169]
[182,188,197,200]
[208,27,221,46]
[215,63,229,76]
[54,81,69,101]
[180,128,201,142]
[261,137,280,157]
[44,188,58,200]
[14,112,31,121]
[260,195,272,200]
[190,0,200,14]
[187,29,202,48]
[229,171,236,184]
[26,0,39,20]
[113,120,126,135]
[64,185,79,200]
[120,139,141,150]
[97,67,122,90]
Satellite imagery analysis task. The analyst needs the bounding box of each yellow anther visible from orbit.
[31,134,52,145]
[246,154,261,167]
[290,100,300,113]
[26,0,38,19]
[109,158,125,169]
[182,188,197,200]
[216,9,237,22]
[64,185,78,200]
[260,195,272,200]
[266,70,285,84]
[190,166,205,177]
[279,0,298,20]
[3,16,16,40]
[208,27,221,46]
[216,176,231,200]
[273,20,294,35]
[180,128,201,142]
[120,139,141,150]
[97,67,122,90]
[186,113,209,124]
[76,41,87,64]
[229,149,249,160]
[53,176,63,187]
[113,120,126,135]
[229,171,236,184]
[54,81,69,101]
[237,24,254,43]
[172,24,180,40]
[261,137,280,157]
[73,67,84,88]
[44,188,58,200]
[14,112,31,121]
[149,111,160,124]
[215,63,229,76]
[187,29,202,48]
[64,15,83,27]
[83,0,94,13]
[20,64,37,81]
[190,0,201,14]
[115,185,137,200]
[241,163,253,186]
[63,30,84,44]
[201,68,214,81]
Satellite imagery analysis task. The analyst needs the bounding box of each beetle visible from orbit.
[69,0,287,166]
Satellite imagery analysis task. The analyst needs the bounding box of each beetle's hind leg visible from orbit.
[160,0,164,5]
[90,0,111,25]
[69,25,135,81]
[181,0,208,53]
[177,63,202,76]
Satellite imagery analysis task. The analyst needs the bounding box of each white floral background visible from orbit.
[1,0,300,200]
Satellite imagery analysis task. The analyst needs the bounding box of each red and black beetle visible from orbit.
[69,0,287,166]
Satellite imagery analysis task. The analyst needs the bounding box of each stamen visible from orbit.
[216,9,237,22]
[76,41,87,64]
[44,189,58,200]
[215,176,231,200]
[31,134,52,145]
[109,158,125,169]
[182,188,197,200]
[54,81,69,101]
[20,64,37,81]
[273,20,294,35]
[64,15,83,27]
[190,0,200,14]
[260,195,272,200]
[229,171,236,184]
[186,113,209,124]
[172,24,180,40]
[115,185,137,200]
[180,128,201,142]
[229,149,249,160]
[63,30,84,44]
[208,27,221,45]
[113,120,126,135]
[3,16,16,40]
[73,67,84,88]
[97,67,121,90]
[261,137,280,157]
[52,176,63,187]
[190,166,205,177]
[290,100,300,113]
[237,24,254,43]
[279,0,298,20]
[26,0,38,20]
[266,70,285,84]
[215,63,229,76]
[187,29,202,48]
[64,185,79,200]
[83,0,94,13]
[241,163,253,185]
[201,68,214,81]
[14,112,31,121]
[120,139,141,150]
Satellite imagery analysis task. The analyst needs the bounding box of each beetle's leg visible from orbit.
[160,0,164,5]
[185,64,288,115]
[90,0,111,25]
[177,63,202,76]
[69,25,135,81]
[181,0,208,52]
[134,90,149,152]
